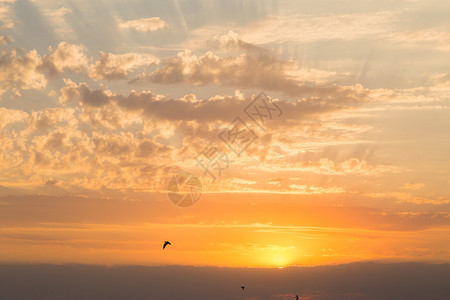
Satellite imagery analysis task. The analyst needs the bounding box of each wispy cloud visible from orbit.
[118,17,167,32]
[0,0,16,29]
[89,52,159,80]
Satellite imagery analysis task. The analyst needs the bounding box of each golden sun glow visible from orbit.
[270,254,290,268]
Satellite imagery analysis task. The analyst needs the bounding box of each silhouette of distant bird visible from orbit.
[163,241,171,249]
[241,286,245,290]
[295,295,299,300]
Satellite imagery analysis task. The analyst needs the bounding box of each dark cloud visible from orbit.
[44,179,58,185]
[44,131,66,148]
[0,263,448,300]
[60,81,369,126]
[28,108,74,131]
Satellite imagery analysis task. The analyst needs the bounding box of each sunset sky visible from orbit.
[1,0,450,274]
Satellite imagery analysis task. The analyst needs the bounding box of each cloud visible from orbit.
[189,11,396,46]
[91,131,170,160]
[52,79,386,195]
[132,49,350,98]
[132,32,366,99]
[400,182,424,191]
[118,17,167,32]
[0,0,16,29]
[89,52,159,81]
[28,107,76,131]
[0,48,46,96]
[366,192,450,205]
[0,107,28,130]
[288,184,345,194]
[0,35,13,45]
[0,42,114,96]
[55,79,375,172]
[0,77,369,195]
[0,33,365,100]
[387,27,450,52]
[208,30,266,53]
[79,101,143,129]
[0,41,153,96]
[40,42,89,76]
[1,41,157,89]
[41,42,159,80]
[290,158,403,176]
[0,104,176,193]
[59,80,370,127]
[42,7,72,17]
[59,80,114,107]
[0,32,440,199]
[59,80,243,122]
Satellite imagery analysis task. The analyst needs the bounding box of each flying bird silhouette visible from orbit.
[241,286,245,290]
[163,241,171,249]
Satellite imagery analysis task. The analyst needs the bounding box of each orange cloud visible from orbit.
[131,32,365,98]
[89,52,159,81]
[118,17,167,32]
[0,0,15,29]
[40,42,88,76]
[0,107,28,129]
[0,48,46,95]
[400,182,425,190]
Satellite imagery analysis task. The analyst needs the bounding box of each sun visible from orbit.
[272,255,288,268]
[257,244,296,268]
